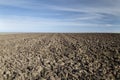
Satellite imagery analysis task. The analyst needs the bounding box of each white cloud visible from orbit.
[0,0,120,32]
[0,16,95,27]
[0,15,118,27]
[0,15,119,32]
[0,0,120,16]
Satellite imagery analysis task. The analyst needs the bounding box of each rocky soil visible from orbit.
[0,33,120,80]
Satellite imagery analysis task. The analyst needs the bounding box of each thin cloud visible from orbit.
[0,0,120,32]
[0,0,120,17]
[0,0,120,15]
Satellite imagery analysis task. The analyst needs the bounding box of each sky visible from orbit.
[0,0,120,32]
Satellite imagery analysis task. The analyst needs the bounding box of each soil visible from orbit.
[0,33,120,80]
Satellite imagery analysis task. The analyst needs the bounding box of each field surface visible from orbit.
[0,33,120,80]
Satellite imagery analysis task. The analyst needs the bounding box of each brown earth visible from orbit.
[0,33,120,80]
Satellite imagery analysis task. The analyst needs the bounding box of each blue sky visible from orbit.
[0,0,120,32]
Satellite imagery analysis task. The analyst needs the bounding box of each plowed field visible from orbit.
[0,33,120,80]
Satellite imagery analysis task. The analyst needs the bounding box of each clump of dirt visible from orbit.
[0,33,120,80]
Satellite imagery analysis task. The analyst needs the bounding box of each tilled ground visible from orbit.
[0,33,120,80]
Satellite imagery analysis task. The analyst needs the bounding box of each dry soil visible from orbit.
[0,33,120,80]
